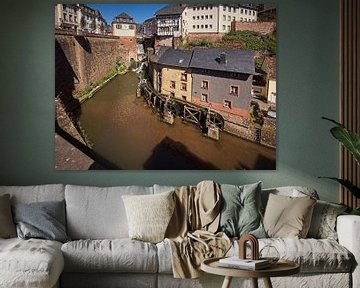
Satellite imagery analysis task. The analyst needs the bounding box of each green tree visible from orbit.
[80,16,86,29]
[90,19,96,32]
[100,22,106,33]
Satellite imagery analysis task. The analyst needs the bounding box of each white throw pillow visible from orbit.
[122,191,175,243]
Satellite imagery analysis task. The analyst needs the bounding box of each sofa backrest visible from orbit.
[0,184,65,204]
[65,184,154,240]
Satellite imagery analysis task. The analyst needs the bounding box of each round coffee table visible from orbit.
[201,257,300,288]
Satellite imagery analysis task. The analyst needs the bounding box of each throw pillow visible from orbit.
[217,182,266,238]
[12,200,70,243]
[122,191,175,243]
[263,193,316,238]
[0,194,17,238]
[307,200,347,240]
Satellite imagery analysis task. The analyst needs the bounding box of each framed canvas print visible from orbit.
[55,3,276,170]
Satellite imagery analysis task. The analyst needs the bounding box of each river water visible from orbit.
[79,72,276,170]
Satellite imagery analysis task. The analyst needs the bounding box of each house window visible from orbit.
[228,25,230,31]
[222,25,226,31]
[201,93,208,102]
[210,15,213,19]
[197,25,199,29]
[205,24,208,29]
[182,95,187,101]
[201,15,204,19]
[181,83,187,91]
[233,16,236,21]
[228,16,231,21]
[245,10,248,15]
[253,11,255,16]
[170,92,175,98]
[201,24,204,28]
[223,15,226,21]
[181,73,187,81]
[223,100,232,109]
[230,85,239,96]
[223,6,226,11]
[193,16,196,20]
[241,9,244,14]
[201,80,209,90]
[170,81,176,89]
[205,15,208,19]
[197,15,200,20]
[209,24,213,28]
[228,7,231,12]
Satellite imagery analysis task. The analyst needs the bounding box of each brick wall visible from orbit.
[231,21,276,34]
[55,32,128,97]
[119,36,137,61]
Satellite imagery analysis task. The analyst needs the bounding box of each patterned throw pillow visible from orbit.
[263,194,316,238]
[217,182,266,239]
[307,200,347,240]
[0,194,16,238]
[122,191,175,243]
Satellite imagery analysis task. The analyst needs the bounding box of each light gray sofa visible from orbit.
[0,184,359,288]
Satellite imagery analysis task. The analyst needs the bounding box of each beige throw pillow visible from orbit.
[263,193,316,238]
[122,191,175,243]
[0,194,17,238]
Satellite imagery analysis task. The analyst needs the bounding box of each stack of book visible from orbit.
[218,257,271,270]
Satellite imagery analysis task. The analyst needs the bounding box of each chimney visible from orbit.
[219,52,226,64]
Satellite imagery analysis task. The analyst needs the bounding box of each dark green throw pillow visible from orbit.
[12,200,70,243]
[218,182,266,238]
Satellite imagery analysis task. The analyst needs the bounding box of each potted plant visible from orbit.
[320,117,360,215]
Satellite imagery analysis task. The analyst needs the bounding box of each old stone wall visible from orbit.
[55,31,128,96]
[231,21,276,34]
[184,33,225,43]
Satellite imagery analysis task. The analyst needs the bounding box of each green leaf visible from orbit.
[322,117,360,165]
[330,126,360,165]
[319,177,360,198]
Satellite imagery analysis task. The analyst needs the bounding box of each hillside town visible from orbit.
[55,4,277,170]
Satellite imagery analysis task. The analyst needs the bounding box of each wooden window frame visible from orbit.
[201,80,209,90]
[229,84,239,96]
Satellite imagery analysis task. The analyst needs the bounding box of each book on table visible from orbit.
[218,257,271,270]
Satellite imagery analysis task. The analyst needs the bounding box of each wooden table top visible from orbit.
[201,257,300,278]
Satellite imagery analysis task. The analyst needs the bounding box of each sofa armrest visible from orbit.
[337,215,360,288]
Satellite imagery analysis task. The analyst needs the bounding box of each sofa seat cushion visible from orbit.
[0,238,64,288]
[228,238,354,273]
[157,238,354,274]
[62,239,158,273]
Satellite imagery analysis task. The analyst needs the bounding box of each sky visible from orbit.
[88,4,167,25]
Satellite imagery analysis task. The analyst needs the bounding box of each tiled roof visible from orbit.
[190,47,255,74]
[113,12,134,23]
[152,47,255,75]
[154,47,193,68]
[155,4,186,16]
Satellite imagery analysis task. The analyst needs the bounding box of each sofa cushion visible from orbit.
[0,238,64,288]
[122,191,175,243]
[261,186,319,213]
[307,200,347,240]
[228,238,353,273]
[218,182,266,238]
[0,184,65,204]
[12,200,70,243]
[61,239,158,273]
[65,185,153,239]
[0,194,16,238]
[263,194,316,238]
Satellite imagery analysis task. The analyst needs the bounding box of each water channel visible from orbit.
[79,72,276,170]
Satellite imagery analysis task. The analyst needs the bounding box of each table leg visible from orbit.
[263,277,273,288]
[251,278,258,288]
[221,276,233,288]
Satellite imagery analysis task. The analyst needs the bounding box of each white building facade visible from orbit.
[112,13,136,37]
[55,4,106,34]
[182,4,258,35]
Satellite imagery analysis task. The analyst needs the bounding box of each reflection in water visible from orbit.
[79,72,276,170]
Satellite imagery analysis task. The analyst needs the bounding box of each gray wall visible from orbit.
[0,0,340,203]
[192,69,252,110]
